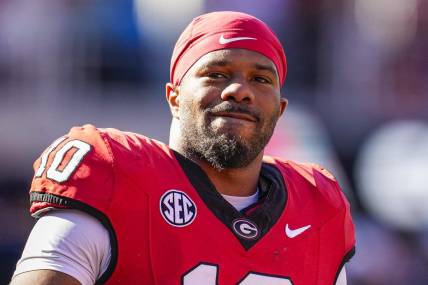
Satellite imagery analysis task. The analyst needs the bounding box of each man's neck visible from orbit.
[203,161,262,197]
[183,151,263,197]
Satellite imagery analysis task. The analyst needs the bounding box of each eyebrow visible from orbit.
[253,63,278,78]
[199,60,279,78]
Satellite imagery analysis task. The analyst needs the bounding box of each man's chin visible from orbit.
[209,126,255,143]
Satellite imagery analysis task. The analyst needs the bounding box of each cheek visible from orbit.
[194,83,222,106]
[259,97,281,119]
[179,96,205,126]
[185,88,220,115]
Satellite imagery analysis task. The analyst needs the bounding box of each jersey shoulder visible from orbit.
[263,156,348,211]
[30,124,169,216]
[265,156,355,254]
[98,126,172,166]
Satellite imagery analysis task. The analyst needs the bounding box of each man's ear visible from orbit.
[279,97,288,117]
[166,82,180,118]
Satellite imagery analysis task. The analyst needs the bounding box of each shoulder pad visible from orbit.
[30,124,115,216]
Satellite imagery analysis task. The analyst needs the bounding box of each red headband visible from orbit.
[170,11,287,86]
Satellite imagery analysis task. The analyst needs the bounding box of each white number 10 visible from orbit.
[35,138,91,183]
[183,263,292,285]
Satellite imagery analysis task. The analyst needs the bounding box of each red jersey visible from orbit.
[29,124,355,285]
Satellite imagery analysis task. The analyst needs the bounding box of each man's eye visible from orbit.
[206,72,226,79]
[253,76,271,84]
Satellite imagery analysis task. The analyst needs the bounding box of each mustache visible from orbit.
[206,102,261,121]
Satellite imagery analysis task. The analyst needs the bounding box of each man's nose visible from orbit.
[220,80,255,103]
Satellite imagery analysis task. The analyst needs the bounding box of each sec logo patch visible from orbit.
[160,190,197,227]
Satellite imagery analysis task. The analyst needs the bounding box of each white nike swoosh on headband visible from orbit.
[219,34,257,44]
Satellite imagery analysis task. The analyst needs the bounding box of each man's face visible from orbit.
[170,49,287,170]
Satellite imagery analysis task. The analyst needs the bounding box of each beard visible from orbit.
[179,101,279,171]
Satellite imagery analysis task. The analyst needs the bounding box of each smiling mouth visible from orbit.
[211,112,258,122]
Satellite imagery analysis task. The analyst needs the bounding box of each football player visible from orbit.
[11,11,355,285]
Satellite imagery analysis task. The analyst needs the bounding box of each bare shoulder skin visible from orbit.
[10,270,81,285]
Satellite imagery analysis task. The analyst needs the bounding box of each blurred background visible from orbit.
[1,0,427,283]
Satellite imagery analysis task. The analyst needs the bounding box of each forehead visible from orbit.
[188,49,279,75]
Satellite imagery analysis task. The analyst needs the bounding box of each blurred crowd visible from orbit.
[0,0,427,283]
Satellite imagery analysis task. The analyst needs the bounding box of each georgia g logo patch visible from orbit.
[160,190,197,227]
[232,218,259,239]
